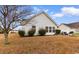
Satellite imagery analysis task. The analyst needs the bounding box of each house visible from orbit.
[19,12,57,35]
[59,22,79,33]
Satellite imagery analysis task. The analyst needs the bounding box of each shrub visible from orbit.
[38,29,46,36]
[55,29,61,35]
[69,31,74,34]
[18,30,25,37]
[28,28,36,36]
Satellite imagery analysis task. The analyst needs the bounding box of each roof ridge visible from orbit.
[21,11,57,26]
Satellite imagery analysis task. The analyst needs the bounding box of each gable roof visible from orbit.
[21,12,57,26]
[60,22,79,29]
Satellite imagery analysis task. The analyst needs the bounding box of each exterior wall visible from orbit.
[22,13,57,35]
[59,24,75,33]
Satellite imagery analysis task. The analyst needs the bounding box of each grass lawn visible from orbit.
[0,33,79,54]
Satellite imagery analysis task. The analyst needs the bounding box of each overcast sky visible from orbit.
[31,5,79,25]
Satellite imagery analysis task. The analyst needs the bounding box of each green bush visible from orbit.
[55,29,61,35]
[18,30,25,37]
[38,29,46,36]
[69,31,74,34]
[28,28,36,36]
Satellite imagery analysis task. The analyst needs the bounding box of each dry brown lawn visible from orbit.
[0,33,79,54]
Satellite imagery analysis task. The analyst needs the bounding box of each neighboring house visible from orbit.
[20,12,57,35]
[59,22,79,33]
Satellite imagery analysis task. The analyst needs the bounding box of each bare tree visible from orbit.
[0,5,32,44]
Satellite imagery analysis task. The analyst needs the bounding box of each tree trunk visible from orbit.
[4,32,9,45]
